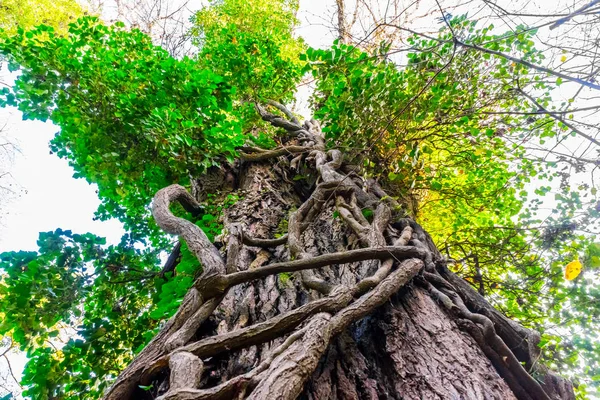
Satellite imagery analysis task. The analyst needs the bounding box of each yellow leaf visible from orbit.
[564,259,582,280]
[560,55,567,63]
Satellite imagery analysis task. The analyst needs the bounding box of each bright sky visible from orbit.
[0,104,125,251]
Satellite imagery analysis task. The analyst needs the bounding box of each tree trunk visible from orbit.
[215,163,512,399]
[104,106,574,400]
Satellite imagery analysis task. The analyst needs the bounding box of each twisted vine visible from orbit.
[104,101,568,400]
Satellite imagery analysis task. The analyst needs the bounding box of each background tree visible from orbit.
[83,0,197,58]
[0,0,598,399]
[0,120,21,227]
[0,0,84,36]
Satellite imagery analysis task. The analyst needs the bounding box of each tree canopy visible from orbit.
[0,0,599,398]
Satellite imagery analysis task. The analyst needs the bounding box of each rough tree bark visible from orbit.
[104,104,574,400]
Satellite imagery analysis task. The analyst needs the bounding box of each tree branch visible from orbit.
[516,88,600,146]
[266,100,299,124]
[239,145,309,161]
[152,185,225,275]
[242,233,288,247]
[196,245,426,298]
[549,0,600,29]
[456,39,600,91]
[160,241,182,278]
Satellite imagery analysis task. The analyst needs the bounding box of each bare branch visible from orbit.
[517,88,600,146]
[456,39,600,91]
[480,104,600,115]
[239,146,309,162]
[1,354,20,388]
[549,0,600,29]
[159,241,182,278]
[241,233,288,247]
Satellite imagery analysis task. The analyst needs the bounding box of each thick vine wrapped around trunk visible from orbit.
[104,104,573,400]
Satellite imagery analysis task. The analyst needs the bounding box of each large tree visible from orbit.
[0,0,599,399]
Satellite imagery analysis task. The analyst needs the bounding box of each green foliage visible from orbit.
[190,0,306,150]
[0,0,304,242]
[0,17,244,241]
[0,0,84,36]
[0,195,240,398]
[305,24,535,280]
[192,0,305,102]
[0,5,598,399]
[278,272,292,285]
[0,4,304,395]
[0,230,162,399]
[198,193,240,242]
[0,229,105,350]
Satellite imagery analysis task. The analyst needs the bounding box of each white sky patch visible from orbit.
[0,90,125,252]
